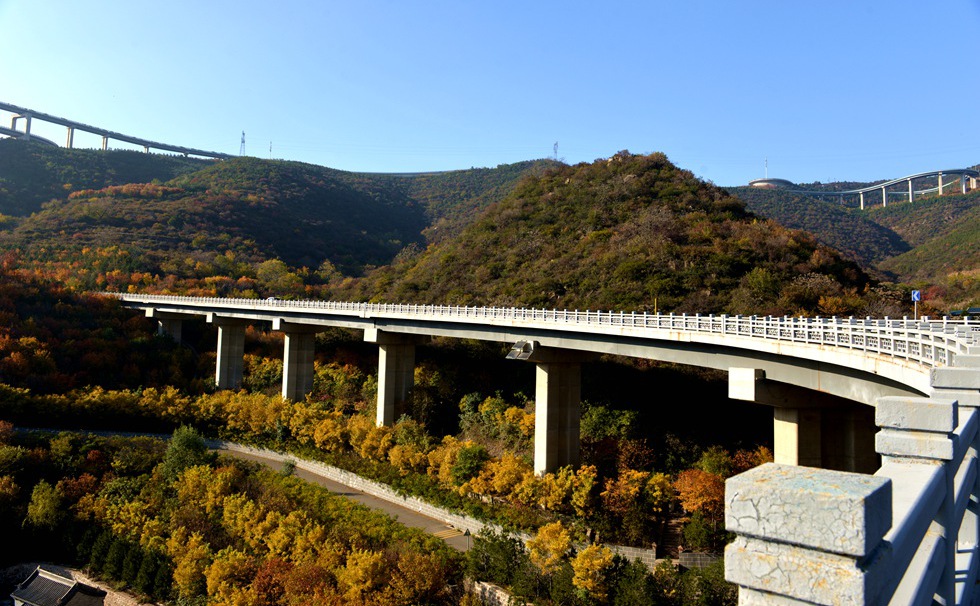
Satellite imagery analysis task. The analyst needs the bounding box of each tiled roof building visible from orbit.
[10,566,105,606]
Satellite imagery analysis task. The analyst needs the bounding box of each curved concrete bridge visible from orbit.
[750,168,980,209]
[0,101,231,159]
[111,294,980,604]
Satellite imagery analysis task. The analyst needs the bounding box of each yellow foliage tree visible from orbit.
[385,550,451,604]
[426,435,464,487]
[312,411,348,452]
[571,544,615,601]
[335,548,385,602]
[465,452,532,497]
[571,465,599,518]
[645,472,675,517]
[387,443,428,475]
[358,424,394,462]
[527,521,572,575]
[538,466,575,511]
[287,401,327,445]
[168,528,213,599]
[205,547,257,606]
[346,414,374,454]
[176,464,240,517]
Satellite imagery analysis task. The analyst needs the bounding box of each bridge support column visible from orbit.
[534,358,582,475]
[881,185,887,207]
[208,314,247,390]
[274,319,319,402]
[963,175,969,195]
[938,171,944,196]
[66,127,74,149]
[729,368,878,472]
[772,408,822,467]
[145,308,184,343]
[101,136,109,151]
[908,178,914,202]
[507,341,591,475]
[821,405,877,473]
[11,114,31,138]
[859,191,865,210]
[366,329,424,426]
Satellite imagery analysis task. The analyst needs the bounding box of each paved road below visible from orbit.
[221,449,473,552]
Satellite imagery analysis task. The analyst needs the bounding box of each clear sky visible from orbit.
[2,1,978,186]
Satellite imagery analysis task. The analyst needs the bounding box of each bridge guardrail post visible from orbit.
[725,463,892,604]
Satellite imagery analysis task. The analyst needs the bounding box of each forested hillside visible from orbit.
[347,152,870,315]
[733,182,980,310]
[0,141,542,297]
[379,159,558,242]
[0,139,209,216]
[730,187,910,268]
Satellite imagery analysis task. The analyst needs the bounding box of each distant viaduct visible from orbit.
[0,101,231,160]
[749,168,980,209]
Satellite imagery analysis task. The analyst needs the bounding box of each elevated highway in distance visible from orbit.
[0,100,231,159]
[750,167,980,209]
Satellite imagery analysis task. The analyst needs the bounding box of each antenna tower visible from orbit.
[239,131,245,156]
[553,141,558,161]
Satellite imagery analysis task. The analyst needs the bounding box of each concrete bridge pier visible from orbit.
[366,329,425,426]
[11,113,31,138]
[66,127,74,149]
[208,314,247,390]
[273,319,321,402]
[729,368,878,473]
[908,178,914,202]
[534,357,583,475]
[938,171,944,195]
[859,191,865,210]
[145,308,184,343]
[508,341,593,475]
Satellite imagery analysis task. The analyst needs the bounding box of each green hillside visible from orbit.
[379,159,558,242]
[0,147,544,296]
[0,138,210,216]
[346,152,869,315]
[872,191,980,281]
[731,182,980,310]
[729,186,909,268]
[3,157,428,279]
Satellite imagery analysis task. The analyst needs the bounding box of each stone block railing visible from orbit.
[725,354,980,604]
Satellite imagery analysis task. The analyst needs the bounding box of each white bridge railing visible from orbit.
[111,293,979,370]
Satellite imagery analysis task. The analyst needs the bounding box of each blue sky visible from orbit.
[2,1,978,186]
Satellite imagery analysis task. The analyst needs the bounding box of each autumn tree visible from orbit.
[527,521,572,576]
[25,480,62,529]
[571,544,615,602]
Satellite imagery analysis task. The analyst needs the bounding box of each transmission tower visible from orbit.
[553,141,558,161]
[239,131,245,156]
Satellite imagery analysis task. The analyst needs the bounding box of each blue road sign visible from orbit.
[911,290,921,302]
